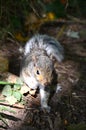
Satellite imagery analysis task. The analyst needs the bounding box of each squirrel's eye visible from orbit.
[36,70,40,75]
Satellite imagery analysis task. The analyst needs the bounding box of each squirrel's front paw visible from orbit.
[41,105,51,113]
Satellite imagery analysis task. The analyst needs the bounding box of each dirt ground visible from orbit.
[0,21,86,130]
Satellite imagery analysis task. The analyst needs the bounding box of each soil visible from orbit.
[0,21,86,130]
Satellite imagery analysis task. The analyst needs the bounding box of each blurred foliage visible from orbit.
[67,0,86,18]
[0,0,29,31]
[0,0,86,41]
[67,123,86,130]
[1,78,23,105]
[44,0,66,18]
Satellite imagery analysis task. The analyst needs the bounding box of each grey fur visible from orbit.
[20,34,64,111]
[24,34,64,62]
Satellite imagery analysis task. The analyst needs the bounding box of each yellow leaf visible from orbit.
[14,33,28,42]
[46,12,56,20]
[64,119,68,125]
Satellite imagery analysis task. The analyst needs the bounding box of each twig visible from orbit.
[47,116,54,130]
[0,102,24,109]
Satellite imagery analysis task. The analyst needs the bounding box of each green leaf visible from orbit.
[13,91,22,101]
[14,78,23,90]
[13,84,21,91]
[16,78,23,85]
[6,96,17,105]
[0,105,16,114]
[2,85,12,97]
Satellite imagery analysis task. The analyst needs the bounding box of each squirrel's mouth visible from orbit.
[43,82,50,86]
[39,81,51,88]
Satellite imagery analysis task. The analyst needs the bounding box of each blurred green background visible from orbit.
[0,0,86,39]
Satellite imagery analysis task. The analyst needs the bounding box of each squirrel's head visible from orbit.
[33,55,57,87]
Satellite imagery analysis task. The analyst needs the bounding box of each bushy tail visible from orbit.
[24,34,64,62]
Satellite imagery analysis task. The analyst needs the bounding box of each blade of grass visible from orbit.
[0,81,22,85]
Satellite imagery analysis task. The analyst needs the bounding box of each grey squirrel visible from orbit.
[20,34,64,111]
